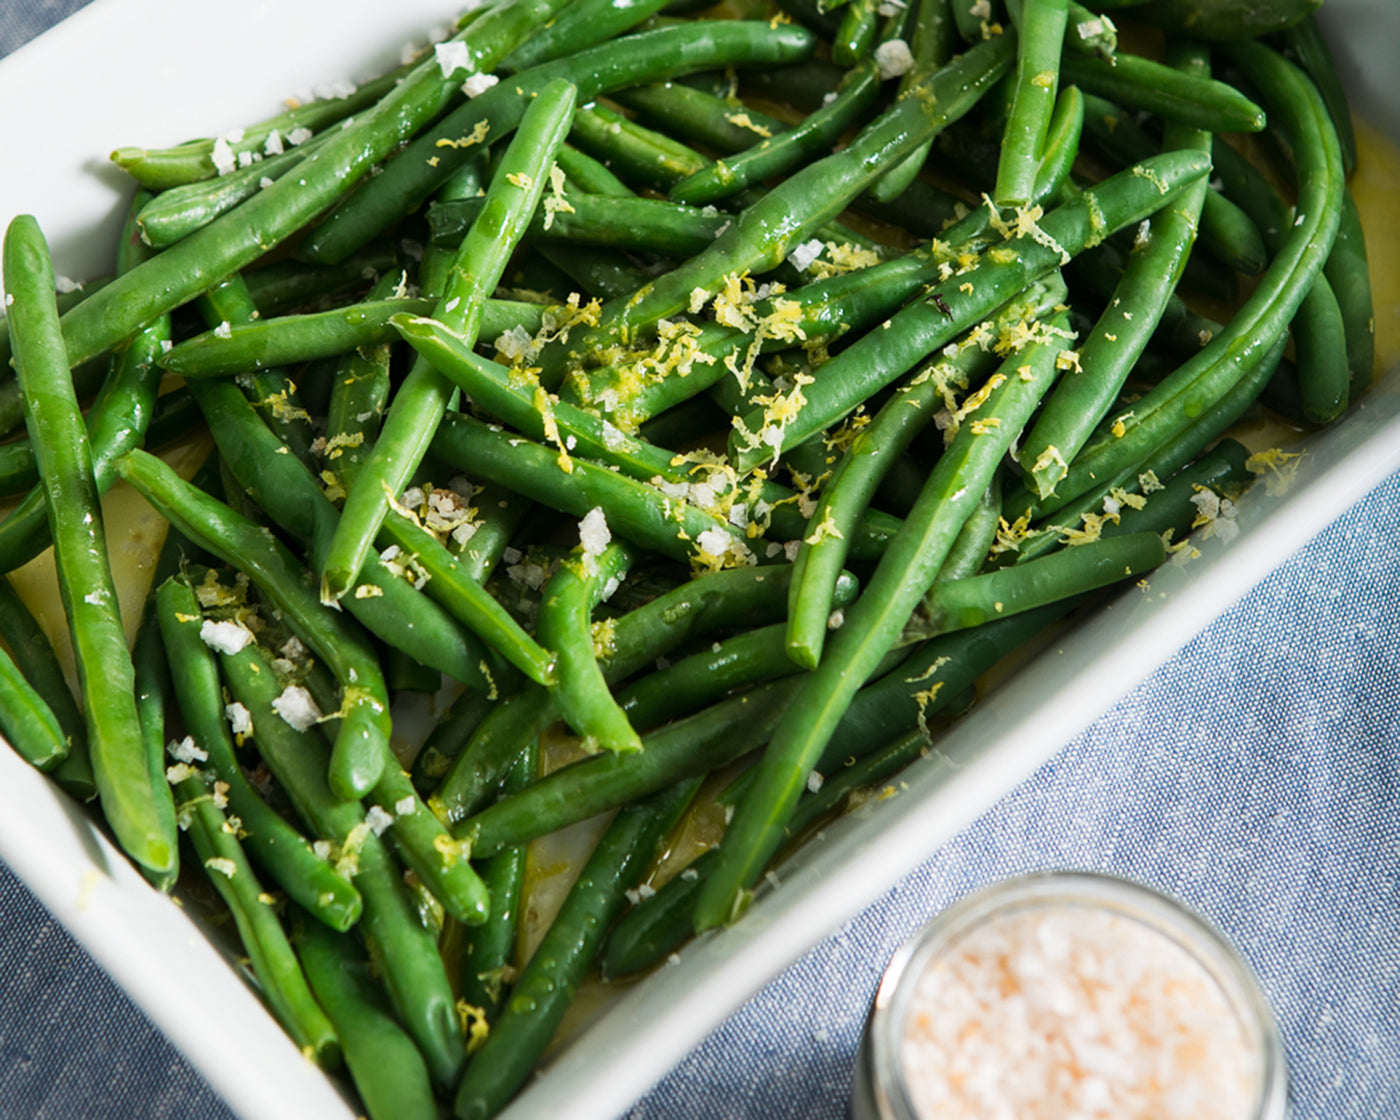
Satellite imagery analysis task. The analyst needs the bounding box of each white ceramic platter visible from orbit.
[0,1,1396,1118]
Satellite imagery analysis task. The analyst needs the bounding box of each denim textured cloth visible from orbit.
[2,4,1399,1119]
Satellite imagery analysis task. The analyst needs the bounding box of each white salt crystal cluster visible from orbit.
[899,905,1258,1120]
[271,685,323,732]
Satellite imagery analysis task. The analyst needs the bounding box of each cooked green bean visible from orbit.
[537,540,642,753]
[219,640,465,1091]
[296,915,439,1120]
[5,215,176,881]
[114,448,394,802]
[458,738,536,1023]
[696,308,1072,929]
[995,0,1068,207]
[171,762,341,1067]
[453,778,699,1119]
[58,0,571,370]
[728,150,1210,471]
[155,575,364,931]
[161,297,546,378]
[321,78,579,605]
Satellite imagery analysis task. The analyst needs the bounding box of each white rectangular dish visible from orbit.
[0,2,1397,1118]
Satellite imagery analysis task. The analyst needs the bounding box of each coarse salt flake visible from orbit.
[579,507,612,555]
[462,72,500,98]
[225,702,253,736]
[874,39,915,80]
[210,137,237,175]
[272,685,322,732]
[168,736,208,765]
[199,618,253,655]
[434,40,472,78]
[365,805,395,836]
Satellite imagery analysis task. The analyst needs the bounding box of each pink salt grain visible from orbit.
[898,905,1258,1120]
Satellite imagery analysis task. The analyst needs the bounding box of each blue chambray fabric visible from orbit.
[3,4,1399,1119]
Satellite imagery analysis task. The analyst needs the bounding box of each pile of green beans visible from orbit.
[0,0,1376,1115]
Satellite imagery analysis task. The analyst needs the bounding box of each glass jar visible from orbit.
[851,871,1287,1120]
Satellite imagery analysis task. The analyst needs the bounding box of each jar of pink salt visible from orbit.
[851,872,1287,1120]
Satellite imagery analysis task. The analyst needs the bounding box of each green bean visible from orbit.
[1010,41,1343,521]
[868,0,958,204]
[995,0,1068,207]
[111,65,409,189]
[1079,92,1267,275]
[728,149,1210,472]
[412,690,499,794]
[0,641,68,771]
[171,764,341,1067]
[377,503,558,687]
[155,575,364,931]
[835,0,880,63]
[695,308,1071,930]
[606,34,1016,360]
[1292,269,1350,424]
[219,641,465,1092]
[936,468,1003,580]
[784,294,1029,668]
[1059,51,1267,133]
[537,541,641,753]
[669,58,884,206]
[323,279,397,490]
[1019,48,1214,499]
[114,449,394,802]
[453,778,699,1120]
[58,0,571,370]
[430,413,742,564]
[1132,0,1324,41]
[242,242,400,317]
[321,78,578,605]
[458,739,536,1022]
[1017,356,1281,565]
[905,530,1164,641]
[568,102,711,192]
[1277,13,1357,175]
[135,140,319,249]
[612,81,789,157]
[463,672,798,859]
[616,621,804,732]
[0,194,171,574]
[0,576,90,795]
[296,915,439,1120]
[500,0,675,71]
[186,377,501,689]
[554,143,636,198]
[1061,0,1116,59]
[4,214,177,881]
[1323,189,1375,395]
[299,21,818,266]
[953,0,1006,41]
[429,191,728,255]
[161,297,547,378]
[433,564,846,822]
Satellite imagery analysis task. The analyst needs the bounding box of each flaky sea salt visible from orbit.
[271,685,322,732]
[898,904,1259,1120]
